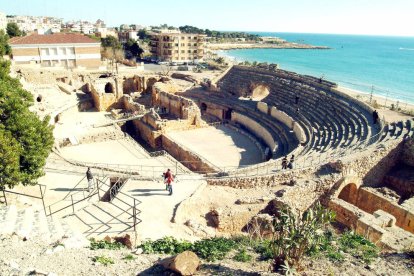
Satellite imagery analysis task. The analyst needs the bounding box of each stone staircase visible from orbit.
[0,204,89,248]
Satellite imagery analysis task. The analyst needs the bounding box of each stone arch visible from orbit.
[104,82,114,93]
[200,102,207,112]
[330,175,362,205]
[250,83,270,100]
[338,183,359,205]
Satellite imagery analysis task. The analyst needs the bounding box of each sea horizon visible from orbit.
[217,32,414,105]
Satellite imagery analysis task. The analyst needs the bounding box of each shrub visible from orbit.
[233,249,252,262]
[192,237,237,261]
[90,239,125,250]
[270,202,336,271]
[139,236,192,255]
[123,254,135,261]
[93,255,114,266]
[254,239,273,261]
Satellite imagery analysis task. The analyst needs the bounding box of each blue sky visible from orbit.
[2,0,414,36]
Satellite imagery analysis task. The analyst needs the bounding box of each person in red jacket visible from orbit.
[163,169,174,195]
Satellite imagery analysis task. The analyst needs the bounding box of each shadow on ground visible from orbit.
[138,263,262,276]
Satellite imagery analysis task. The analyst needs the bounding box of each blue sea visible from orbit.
[220,33,414,104]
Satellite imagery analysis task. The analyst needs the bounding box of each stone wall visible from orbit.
[162,135,217,173]
[90,78,123,111]
[231,111,277,152]
[152,84,203,126]
[401,138,414,166]
[356,188,414,233]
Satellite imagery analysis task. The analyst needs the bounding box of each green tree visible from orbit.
[6,22,23,37]
[123,39,144,59]
[137,29,149,40]
[0,30,11,56]
[101,35,121,49]
[0,59,54,189]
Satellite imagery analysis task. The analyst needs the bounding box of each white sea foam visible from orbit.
[399,47,414,51]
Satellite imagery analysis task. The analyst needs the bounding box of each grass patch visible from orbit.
[123,254,135,261]
[90,238,125,250]
[339,232,379,264]
[93,255,114,266]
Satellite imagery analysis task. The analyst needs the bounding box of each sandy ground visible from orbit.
[167,125,263,169]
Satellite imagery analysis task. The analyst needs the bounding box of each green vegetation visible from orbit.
[192,237,237,261]
[140,236,192,255]
[0,31,11,56]
[137,205,379,271]
[101,35,122,50]
[123,254,135,261]
[0,52,54,189]
[93,255,114,266]
[123,38,144,59]
[6,22,23,37]
[233,248,252,262]
[178,25,260,41]
[338,231,379,263]
[89,239,125,250]
[139,236,237,262]
[269,202,336,271]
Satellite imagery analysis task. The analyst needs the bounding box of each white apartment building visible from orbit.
[0,12,7,31]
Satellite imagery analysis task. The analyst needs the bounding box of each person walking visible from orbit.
[281,156,288,170]
[288,155,295,169]
[86,167,94,192]
[163,168,174,195]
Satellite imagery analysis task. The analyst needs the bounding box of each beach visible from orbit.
[207,42,329,50]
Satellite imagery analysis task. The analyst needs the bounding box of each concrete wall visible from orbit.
[257,101,269,114]
[231,111,277,152]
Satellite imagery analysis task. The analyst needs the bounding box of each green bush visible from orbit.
[192,237,237,261]
[90,239,125,250]
[123,254,135,261]
[254,239,273,261]
[93,255,114,266]
[139,236,192,255]
[233,249,252,262]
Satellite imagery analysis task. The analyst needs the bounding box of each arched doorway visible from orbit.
[338,183,358,205]
[200,103,207,112]
[251,84,270,100]
[105,83,114,93]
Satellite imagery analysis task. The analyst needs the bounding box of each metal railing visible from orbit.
[1,184,47,215]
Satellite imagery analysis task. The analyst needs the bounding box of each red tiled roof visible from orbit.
[9,33,100,45]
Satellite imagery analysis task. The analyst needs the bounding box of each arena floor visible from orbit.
[167,125,263,169]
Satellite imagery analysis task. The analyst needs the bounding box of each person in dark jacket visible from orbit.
[86,167,93,192]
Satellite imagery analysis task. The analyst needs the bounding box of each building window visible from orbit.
[193,50,197,53]
[181,37,185,40]
[194,43,197,46]
[181,50,185,53]
[181,43,185,47]
[175,50,179,53]
[175,43,178,47]
[188,50,191,53]
[40,48,49,56]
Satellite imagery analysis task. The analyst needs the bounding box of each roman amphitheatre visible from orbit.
[1,60,414,263]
